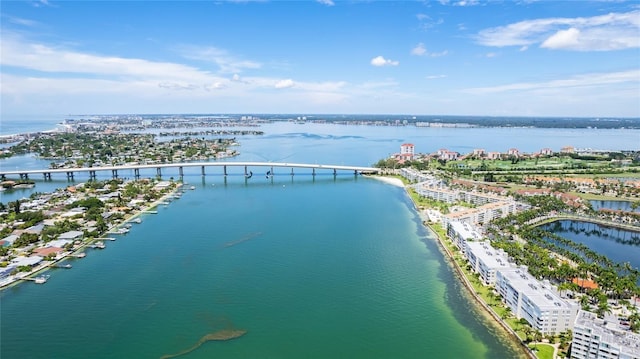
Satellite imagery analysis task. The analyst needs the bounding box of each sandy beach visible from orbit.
[367,175,405,187]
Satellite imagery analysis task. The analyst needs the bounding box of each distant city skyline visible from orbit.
[1,0,639,118]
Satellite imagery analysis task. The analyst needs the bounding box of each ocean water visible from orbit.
[0,176,524,358]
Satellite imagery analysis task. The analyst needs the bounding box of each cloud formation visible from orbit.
[370,55,399,67]
[411,43,448,57]
[476,10,640,51]
[274,79,295,89]
[465,69,640,94]
[317,0,334,6]
[178,45,261,73]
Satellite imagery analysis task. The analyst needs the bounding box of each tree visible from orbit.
[12,200,20,214]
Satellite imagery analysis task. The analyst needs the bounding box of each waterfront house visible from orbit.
[11,256,44,268]
[1,234,19,247]
[58,230,83,241]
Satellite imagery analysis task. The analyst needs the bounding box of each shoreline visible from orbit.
[365,174,405,188]
[0,182,183,290]
[402,183,535,358]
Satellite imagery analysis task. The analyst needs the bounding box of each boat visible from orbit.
[34,275,50,284]
[190,186,196,190]
[116,227,130,234]
[133,218,142,224]
[55,263,72,269]
[94,241,106,249]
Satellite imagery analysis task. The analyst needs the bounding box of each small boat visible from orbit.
[34,275,50,284]
[55,263,72,269]
[190,186,196,190]
[94,241,106,249]
[133,218,142,224]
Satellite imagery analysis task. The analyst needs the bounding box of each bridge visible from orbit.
[0,161,381,181]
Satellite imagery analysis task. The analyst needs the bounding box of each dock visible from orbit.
[96,237,116,241]
[21,275,50,284]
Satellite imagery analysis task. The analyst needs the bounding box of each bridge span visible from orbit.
[0,161,381,181]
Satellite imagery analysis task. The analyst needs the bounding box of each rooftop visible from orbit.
[575,310,640,357]
[498,267,575,312]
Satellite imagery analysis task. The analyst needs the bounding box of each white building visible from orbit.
[496,267,578,335]
[446,220,483,251]
[442,200,517,227]
[464,241,513,285]
[571,310,640,359]
[400,143,415,159]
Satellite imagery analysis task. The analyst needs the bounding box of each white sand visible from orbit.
[367,175,405,187]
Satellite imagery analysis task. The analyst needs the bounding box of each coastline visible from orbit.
[365,174,405,188]
[402,183,535,359]
[0,182,183,290]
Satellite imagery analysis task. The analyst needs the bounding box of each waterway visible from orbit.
[542,220,640,271]
[2,120,639,358]
[590,200,640,213]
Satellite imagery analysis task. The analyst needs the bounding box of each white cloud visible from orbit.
[370,55,399,67]
[411,43,427,56]
[426,75,447,79]
[1,35,215,82]
[464,69,640,94]
[416,13,444,30]
[485,52,497,58]
[411,43,448,57]
[158,82,199,91]
[455,0,479,6]
[476,10,640,51]
[274,79,295,89]
[178,45,261,73]
[541,27,580,49]
[4,15,39,27]
[317,0,335,6]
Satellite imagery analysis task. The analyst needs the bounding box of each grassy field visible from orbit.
[529,343,555,359]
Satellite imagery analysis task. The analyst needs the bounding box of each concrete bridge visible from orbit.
[0,161,381,181]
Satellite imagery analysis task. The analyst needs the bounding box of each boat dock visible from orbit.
[21,275,50,284]
[96,237,116,241]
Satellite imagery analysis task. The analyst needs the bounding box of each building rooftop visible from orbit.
[575,310,640,357]
[498,267,574,311]
[466,241,512,270]
[448,221,483,241]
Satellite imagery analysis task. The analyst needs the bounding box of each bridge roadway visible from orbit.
[0,161,381,181]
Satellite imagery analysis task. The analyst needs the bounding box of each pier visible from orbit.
[0,161,380,181]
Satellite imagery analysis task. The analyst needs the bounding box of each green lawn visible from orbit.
[529,343,555,359]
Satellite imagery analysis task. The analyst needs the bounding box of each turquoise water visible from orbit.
[0,175,524,358]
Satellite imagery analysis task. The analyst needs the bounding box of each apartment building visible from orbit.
[571,310,640,359]
[496,267,579,335]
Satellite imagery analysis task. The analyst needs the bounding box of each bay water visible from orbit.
[2,119,639,358]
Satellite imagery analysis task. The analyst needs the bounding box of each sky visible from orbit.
[1,0,639,118]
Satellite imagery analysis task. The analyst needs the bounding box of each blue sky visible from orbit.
[1,0,639,117]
